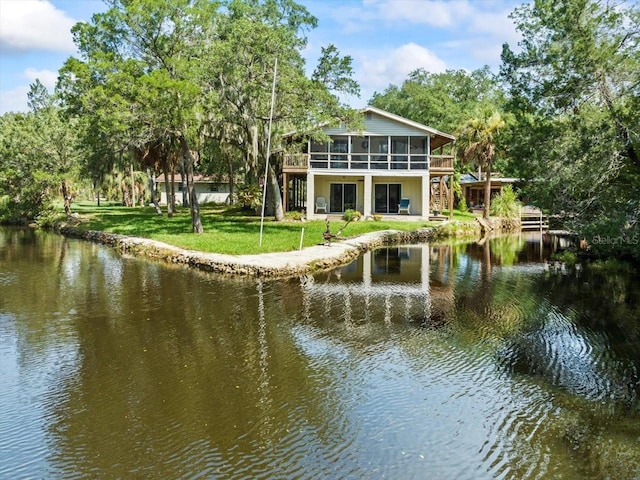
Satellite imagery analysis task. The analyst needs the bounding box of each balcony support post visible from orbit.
[422,174,430,219]
[364,175,372,218]
[306,171,315,219]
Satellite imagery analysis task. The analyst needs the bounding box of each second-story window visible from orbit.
[310,140,328,168]
[391,137,409,169]
[350,136,369,169]
[370,137,388,169]
[330,136,348,168]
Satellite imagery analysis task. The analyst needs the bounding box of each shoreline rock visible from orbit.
[57,225,441,279]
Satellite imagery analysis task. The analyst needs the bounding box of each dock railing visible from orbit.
[520,206,549,231]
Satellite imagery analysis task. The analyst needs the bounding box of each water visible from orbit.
[1,228,639,479]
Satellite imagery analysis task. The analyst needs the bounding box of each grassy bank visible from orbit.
[66,202,476,255]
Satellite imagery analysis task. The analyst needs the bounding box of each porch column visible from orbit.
[422,174,430,219]
[363,174,372,218]
[449,174,454,220]
[282,172,288,213]
[307,172,315,220]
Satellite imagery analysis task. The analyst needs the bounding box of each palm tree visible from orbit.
[457,109,506,219]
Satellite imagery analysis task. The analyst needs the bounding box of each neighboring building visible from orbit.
[459,173,519,209]
[155,174,232,205]
[281,106,455,220]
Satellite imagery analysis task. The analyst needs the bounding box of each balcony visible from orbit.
[283,153,453,173]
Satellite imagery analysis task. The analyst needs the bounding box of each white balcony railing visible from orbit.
[283,154,453,171]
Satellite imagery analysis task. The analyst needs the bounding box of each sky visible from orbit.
[0,0,525,115]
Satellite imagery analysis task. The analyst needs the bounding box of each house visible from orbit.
[281,106,455,220]
[459,172,520,209]
[155,174,232,205]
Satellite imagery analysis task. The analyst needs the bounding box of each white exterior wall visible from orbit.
[157,183,231,205]
[307,173,428,219]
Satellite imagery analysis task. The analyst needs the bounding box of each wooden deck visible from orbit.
[520,207,549,231]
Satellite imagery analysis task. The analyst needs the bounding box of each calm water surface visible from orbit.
[1,228,639,479]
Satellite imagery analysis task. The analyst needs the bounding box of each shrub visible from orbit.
[372,214,383,221]
[35,208,65,229]
[490,185,521,219]
[233,184,262,212]
[458,197,468,212]
[343,209,362,221]
[284,210,304,221]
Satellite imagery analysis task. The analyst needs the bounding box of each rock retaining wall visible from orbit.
[58,225,438,279]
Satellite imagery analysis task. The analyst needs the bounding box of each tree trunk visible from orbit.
[162,162,173,217]
[147,167,162,215]
[179,158,189,207]
[121,179,131,207]
[227,158,235,205]
[61,179,72,216]
[130,161,136,207]
[179,135,204,233]
[267,163,284,221]
[246,123,259,185]
[483,163,492,219]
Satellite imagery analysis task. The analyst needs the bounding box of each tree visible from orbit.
[61,0,219,232]
[501,0,640,260]
[370,67,502,133]
[61,0,358,226]
[197,0,359,221]
[0,80,82,223]
[456,108,507,219]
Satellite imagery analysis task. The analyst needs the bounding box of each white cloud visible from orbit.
[0,0,76,54]
[0,68,58,114]
[24,68,58,89]
[358,42,446,96]
[347,0,475,28]
[384,0,472,26]
[469,9,521,45]
[0,85,30,114]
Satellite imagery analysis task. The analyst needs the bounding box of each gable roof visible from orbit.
[284,106,455,150]
[363,106,455,141]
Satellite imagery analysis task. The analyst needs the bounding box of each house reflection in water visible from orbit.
[302,245,455,330]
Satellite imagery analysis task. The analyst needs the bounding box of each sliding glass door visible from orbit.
[330,183,356,213]
[374,183,401,214]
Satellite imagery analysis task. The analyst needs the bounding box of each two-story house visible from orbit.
[281,106,455,220]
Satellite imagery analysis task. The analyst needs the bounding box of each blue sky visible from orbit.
[0,0,525,114]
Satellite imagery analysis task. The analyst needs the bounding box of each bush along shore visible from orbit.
[57,222,475,279]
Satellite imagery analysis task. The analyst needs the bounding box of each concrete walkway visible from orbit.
[58,226,437,278]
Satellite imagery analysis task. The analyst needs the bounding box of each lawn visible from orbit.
[70,202,476,255]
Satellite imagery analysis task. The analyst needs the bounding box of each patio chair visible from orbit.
[398,198,410,215]
[315,196,327,213]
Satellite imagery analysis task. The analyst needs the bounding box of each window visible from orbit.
[350,136,369,169]
[330,136,348,168]
[410,136,428,169]
[374,183,401,214]
[370,137,388,169]
[391,136,408,169]
[310,140,329,168]
[410,137,427,154]
[330,183,357,213]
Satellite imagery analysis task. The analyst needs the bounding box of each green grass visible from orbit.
[69,202,476,255]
